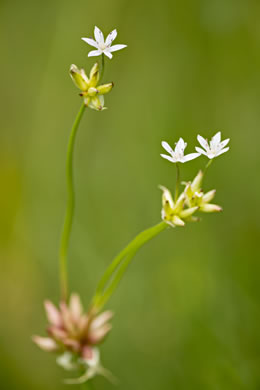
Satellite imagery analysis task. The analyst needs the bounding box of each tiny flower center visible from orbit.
[99,43,106,50]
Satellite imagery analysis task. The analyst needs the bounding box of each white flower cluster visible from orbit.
[161,132,230,163]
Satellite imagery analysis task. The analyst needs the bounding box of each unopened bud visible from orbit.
[202,189,216,203]
[97,83,114,95]
[191,170,203,192]
[200,203,222,213]
[89,63,100,87]
[70,64,89,91]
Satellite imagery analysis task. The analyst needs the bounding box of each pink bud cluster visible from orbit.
[33,293,112,361]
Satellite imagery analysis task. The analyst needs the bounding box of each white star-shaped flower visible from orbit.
[161,138,200,163]
[195,131,230,159]
[82,26,127,59]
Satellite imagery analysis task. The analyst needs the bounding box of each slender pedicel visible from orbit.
[174,162,180,202]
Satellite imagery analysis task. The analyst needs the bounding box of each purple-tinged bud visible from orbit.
[44,300,62,327]
[32,336,59,352]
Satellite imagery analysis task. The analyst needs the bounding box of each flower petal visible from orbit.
[103,49,113,59]
[181,152,201,162]
[160,154,176,163]
[216,147,229,157]
[69,293,83,323]
[105,29,117,46]
[195,146,207,156]
[32,336,59,352]
[94,26,104,45]
[220,138,230,148]
[81,37,99,48]
[197,135,208,150]
[161,141,173,155]
[44,300,62,327]
[88,323,112,344]
[109,44,127,52]
[211,131,221,146]
[175,137,186,154]
[90,311,113,331]
[88,49,102,57]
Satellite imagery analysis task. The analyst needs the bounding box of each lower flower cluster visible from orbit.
[160,170,222,228]
[33,293,113,383]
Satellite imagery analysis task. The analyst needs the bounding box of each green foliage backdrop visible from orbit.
[0,0,260,389]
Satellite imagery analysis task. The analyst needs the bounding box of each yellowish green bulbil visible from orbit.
[160,170,222,227]
[70,63,113,111]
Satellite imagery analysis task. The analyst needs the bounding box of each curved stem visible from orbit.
[59,102,86,301]
[93,221,168,309]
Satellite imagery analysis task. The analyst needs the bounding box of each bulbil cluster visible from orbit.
[33,294,113,382]
[160,170,221,228]
[70,63,113,111]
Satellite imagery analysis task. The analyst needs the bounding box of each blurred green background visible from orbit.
[1,0,260,389]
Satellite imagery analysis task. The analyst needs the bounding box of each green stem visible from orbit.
[204,159,213,177]
[99,54,105,82]
[93,221,168,309]
[59,102,86,301]
[175,163,180,202]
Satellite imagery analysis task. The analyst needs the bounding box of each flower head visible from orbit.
[70,63,113,110]
[161,138,200,163]
[195,131,230,159]
[33,293,113,383]
[82,26,127,59]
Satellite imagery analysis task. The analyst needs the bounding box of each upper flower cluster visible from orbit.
[33,293,113,383]
[161,132,230,163]
[70,26,127,110]
[70,62,113,110]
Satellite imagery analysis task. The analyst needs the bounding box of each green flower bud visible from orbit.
[70,64,89,91]
[172,216,185,227]
[97,83,114,95]
[191,170,203,192]
[179,206,198,219]
[200,204,222,213]
[89,63,100,87]
[202,190,216,204]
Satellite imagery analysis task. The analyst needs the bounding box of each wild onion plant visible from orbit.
[33,26,230,386]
